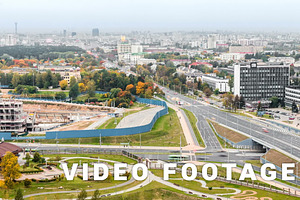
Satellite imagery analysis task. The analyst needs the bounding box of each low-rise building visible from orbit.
[229,46,264,54]
[0,142,22,160]
[189,62,213,68]
[285,87,300,108]
[268,57,295,65]
[38,65,81,84]
[201,74,230,93]
[220,53,245,61]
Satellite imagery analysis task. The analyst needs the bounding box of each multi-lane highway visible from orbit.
[161,87,300,160]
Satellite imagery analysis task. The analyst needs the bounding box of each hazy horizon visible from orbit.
[1,0,300,33]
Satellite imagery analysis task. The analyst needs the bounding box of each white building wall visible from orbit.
[234,64,241,96]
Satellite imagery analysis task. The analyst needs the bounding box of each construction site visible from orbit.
[0,96,116,137]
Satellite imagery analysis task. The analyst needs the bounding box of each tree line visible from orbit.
[0,45,85,60]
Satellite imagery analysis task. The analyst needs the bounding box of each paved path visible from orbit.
[116,107,164,128]
[170,178,241,196]
[85,116,110,130]
[167,102,198,148]
[151,173,234,200]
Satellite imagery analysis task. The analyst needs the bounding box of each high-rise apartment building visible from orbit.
[207,35,217,49]
[234,62,290,102]
[92,28,99,37]
[0,99,32,134]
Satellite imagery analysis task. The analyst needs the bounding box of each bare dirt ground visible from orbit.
[263,149,300,176]
[210,120,248,143]
[23,102,110,112]
[51,116,105,131]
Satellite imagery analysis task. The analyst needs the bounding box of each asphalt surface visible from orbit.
[116,106,164,128]
[161,86,300,160]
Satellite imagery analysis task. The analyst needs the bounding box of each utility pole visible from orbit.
[180,136,182,161]
[296,162,299,185]
[140,134,141,148]
[99,132,101,147]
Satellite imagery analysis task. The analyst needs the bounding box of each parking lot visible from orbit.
[264,108,300,128]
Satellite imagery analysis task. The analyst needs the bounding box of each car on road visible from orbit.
[262,128,269,133]
[289,117,295,120]
[274,115,280,120]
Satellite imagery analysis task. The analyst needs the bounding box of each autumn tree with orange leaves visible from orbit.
[135,81,145,95]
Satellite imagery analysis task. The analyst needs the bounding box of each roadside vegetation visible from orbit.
[40,107,186,147]
[182,108,205,147]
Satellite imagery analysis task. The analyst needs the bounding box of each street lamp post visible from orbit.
[99,132,101,147]
[296,162,299,185]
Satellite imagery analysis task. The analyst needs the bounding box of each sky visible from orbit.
[0,0,299,33]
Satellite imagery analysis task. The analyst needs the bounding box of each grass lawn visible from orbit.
[245,160,263,168]
[150,169,298,200]
[169,179,236,194]
[63,158,102,167]
[43,154,137,165]
[101,181,204,200]
[207,120,235,149]
[20,166,41,173]
[33,179,142,200]
[156,94,168,102]
[41,107,186,147]
[182,108,205,147]
[75,93,109,102]
[1,177,129,199]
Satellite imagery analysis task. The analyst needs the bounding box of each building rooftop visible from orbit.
[0,142,22,158]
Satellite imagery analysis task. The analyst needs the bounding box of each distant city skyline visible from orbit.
[0,0,300,33]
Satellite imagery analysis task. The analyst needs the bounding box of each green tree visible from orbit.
[228,78,234,92]
[87,80,96,97]
[25,153,31,165]
[69,83,80,99]
[12,73,20,88]
[70,76,77,88]
[292,101,299,113]
[77,189,87,200]
[239,95,245,108]
[203,87,212,97]
[24,178,32,188]
[15,188,24,200]
[55,92,67,100]
[32,152,41,163]
[36,73,44,88]
[233,95,240,111]
[213,89,219,95]
[110,88,121,98]
[257,102,262,116]
[270,96,279,108]
[91,189,101,200]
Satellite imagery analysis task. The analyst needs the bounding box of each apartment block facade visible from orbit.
[234,62,290,102]
[285,87,300,108]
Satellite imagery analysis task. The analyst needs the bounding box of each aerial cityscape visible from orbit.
[0,0,300,200]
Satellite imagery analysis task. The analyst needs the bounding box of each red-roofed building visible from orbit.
[0,142,22,160]
[189,62,213,68]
